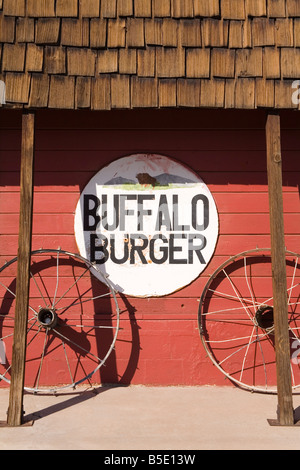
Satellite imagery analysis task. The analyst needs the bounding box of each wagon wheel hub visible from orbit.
[37,307,58,330]
[255,305,274,332]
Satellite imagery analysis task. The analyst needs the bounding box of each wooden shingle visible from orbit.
[162,19,178,47]
[27,0,55,17]
[44,46,66,74]
[49,76,75,109]
[229,21,243,48]
[61,19,89,47]
[275,18,293,46]
[2,43,25,72]
[153,0,171,17]
[252,18,275,46]
[263,47,280,78]
[26,44,44,72]
[67,48,96,76]
[134,0,152,17]
[118,0,134,17]
[235,78,255,108]
[156,47,185,77]
[137,47,155,76]
[28,73,49,107]
[186,48,210,78]
[16,17,35,43]
[131,76,158,107]
[193,0,220,17]
[286,0,300,16]
[111,74,130,108]
[211,48,235,77]
[203,19,229,47]
[80,0,100,18]
[90,19,107,48]
[101,0,117,18]
[91,75,111,110]
[180,19,201,47]
[119,48,137,74]
[145,19,163,45]
[107,19,126,47]
[268,0,286,17]
[126,18,145,47]
[36,18,60,44]
[177,79,200,107]
[255,78,274,108]
[3,0,25,16]
[221,0,245,20]
[159,79,177,107]
[281,48,300,78]
[224,79,236,108]
[245,0,267,17]
[0,14,15,43]
[236,48,263,77]
[56,0,78,17]
[172,0,194,18]
[242,19,252,47]
[75,76,91,108]
[97,49,118,73]
[294,18,300,46]
[5,72,30,103]
[200,79,225,107]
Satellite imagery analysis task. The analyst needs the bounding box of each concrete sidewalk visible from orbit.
[0,385,299,450]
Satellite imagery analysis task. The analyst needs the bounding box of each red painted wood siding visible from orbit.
[0,109,300,387]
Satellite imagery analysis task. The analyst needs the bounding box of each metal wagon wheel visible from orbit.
[198,248,300,393]
[0,249,120,394]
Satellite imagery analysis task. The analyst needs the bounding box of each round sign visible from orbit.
[74,154,219,297]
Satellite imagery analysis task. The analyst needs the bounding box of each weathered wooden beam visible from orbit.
[266,112,294,426]
[6,111,35,427]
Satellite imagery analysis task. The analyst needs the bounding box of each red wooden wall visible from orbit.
[0,108,300,387]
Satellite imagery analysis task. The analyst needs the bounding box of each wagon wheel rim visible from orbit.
[0,249,120,394]
[198,248,300,394]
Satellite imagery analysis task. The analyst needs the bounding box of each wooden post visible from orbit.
[6,112,35,426]
[266,112,294,426]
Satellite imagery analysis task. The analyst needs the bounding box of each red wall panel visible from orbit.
[0,109,300,389]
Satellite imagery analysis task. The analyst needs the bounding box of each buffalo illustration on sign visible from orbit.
[74,154,219,297]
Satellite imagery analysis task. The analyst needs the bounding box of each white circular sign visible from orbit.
[74,154,219,297]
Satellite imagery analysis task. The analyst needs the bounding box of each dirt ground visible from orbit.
[0,384,299,450]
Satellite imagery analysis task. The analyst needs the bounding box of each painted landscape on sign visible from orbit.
[104,173,196,189]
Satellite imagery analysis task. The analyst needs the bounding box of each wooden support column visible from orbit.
[6,112,35,427]
[266,112,294,426]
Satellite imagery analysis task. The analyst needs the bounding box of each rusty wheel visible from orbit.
[0,249,119,393]
[198,248,300,393]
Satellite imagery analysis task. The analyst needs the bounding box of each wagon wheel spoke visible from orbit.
[0,280,38,314]
[55,291,111,314]
[52,265,91,309]
[52,250,60,308]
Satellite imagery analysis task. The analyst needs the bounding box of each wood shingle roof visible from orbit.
[1,0,300,110]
